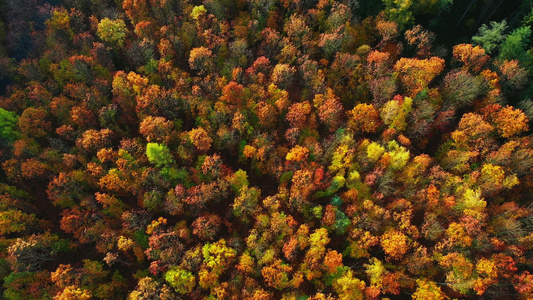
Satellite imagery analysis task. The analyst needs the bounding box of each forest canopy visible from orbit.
[1,0,533,299]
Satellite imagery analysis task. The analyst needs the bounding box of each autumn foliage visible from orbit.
[1,1,533,299]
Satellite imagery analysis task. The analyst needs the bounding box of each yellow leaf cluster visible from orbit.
[367,142,385,162]
[286,145,309,162]
[380,229,409,260]
[412,279,446,300]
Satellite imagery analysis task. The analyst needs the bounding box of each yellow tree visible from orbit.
[380,229,409,260]
[97,18,127,47]
[412,279,446,300]
[300,228,330,280]
[332,268,366,300]
[54,286,92,300]
[199,239,237,289]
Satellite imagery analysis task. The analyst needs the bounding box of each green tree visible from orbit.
[97,18,127,47]
[0,108,19,146]
[382,0,414,30]
[472,20,508,54]
[146,143,173,168]
[233,186,261,221]
[498,26,533,66]
[164,267,195,294]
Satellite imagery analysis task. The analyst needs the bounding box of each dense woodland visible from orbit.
[3,0,533,299]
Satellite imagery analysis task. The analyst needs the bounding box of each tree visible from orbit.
[492,105,529,138]
[405,25,435,57]
[452,44,489,73]
[516,270,533,298]
[47,172,88,208]
[319,29,344,60]
[498,26,532,64]
[439,252,476,294]
[164,267,196,294]
[146,143,172,168]
[192,213,222,241]
[271,63,296,89]
[380,229,409,260]
[323,249,343,274]
[190,5,207,20]
[136,85,178,119]
[233,186,261,221]
[0,108,19,146]
[256,101,278,129]
[20,158,49,180]
[0,209,38,236]
[4,139,24,162]
[412,279,446,300]
[247,56,271,83]
[380,96,413,131]
[228,169,249,192]
[301,228,330,280]
[326,3,352,30]
[316,91,344,132]
[18,107,51,138]
[258,28,282,60]
[7,232,69,272]
[348,103,382,134]
[370,76,397,106]
[283,14,309,49]
[497,59,528,92]
[139,116,173,143]
[183,182,222,207]
[261,259,293,290]
[70,104,98,129]
[3,271,57,300]
[456,112,493,140]
[97,18,127,47]
[286,101,312,129]
[442,70,485,109]
[328,52,363,103]
[128,277,175,300]
[289,169,315,211]
[95,192,128,218]
[188,127,212,153]
[367,50,392,78]
[54,286,92,300]
[76,129,114,154]
[382,0,414,30]
[189,47,214,75]
[201,153,223,179]
[219,81,245,109]
[299,58,326,94]
[50,260,127,299]
[472,20,508,54]
[394,57,444,96]
[200,239,237,288]
[332,268,366,300]
[286,145,309,163]
[364,257,386,292]
[122,0,149,25]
